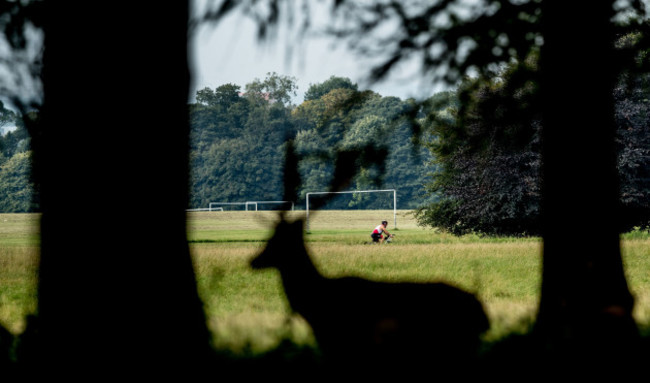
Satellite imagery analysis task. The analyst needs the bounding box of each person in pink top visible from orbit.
[370,220,393,243]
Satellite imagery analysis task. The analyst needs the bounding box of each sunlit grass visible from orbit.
[191,239,542,352]
[2,211,650,356]
[0,245,39,334]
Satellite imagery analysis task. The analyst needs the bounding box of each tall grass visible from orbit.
[188,210,543,353]
[0,214,39,333]
[2,211,650,357]
[191,240,542,353]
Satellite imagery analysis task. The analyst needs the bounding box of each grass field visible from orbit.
[2,210,650,359]
[187,210,544,354]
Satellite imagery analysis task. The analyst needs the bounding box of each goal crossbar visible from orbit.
[245,201,295,211]
[305,189,397,232]
[209,201,295,211]
[208,202,247,211]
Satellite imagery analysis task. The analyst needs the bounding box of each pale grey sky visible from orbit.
[189,1,444,104]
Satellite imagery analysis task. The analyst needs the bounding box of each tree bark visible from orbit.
[536,0,639,371]
[27,2,213,378]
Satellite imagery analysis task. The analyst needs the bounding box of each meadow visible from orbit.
[2,210,650,359]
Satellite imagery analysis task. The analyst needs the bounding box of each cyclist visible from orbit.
[371,220,393,243]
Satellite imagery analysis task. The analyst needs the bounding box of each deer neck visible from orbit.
[276,243,324,293]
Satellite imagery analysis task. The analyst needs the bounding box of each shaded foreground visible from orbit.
[4,321,649,380]
[204,328,650,380]
[2,212,650,379]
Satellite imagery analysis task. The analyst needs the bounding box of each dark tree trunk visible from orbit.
[27,2,213,378]
[536,0,639,372]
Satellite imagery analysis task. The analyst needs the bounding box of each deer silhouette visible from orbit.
[251,216,490,378]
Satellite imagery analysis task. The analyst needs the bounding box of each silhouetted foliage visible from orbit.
[416,43,650,235]
[615,70,650,230]
[417,63,542,236]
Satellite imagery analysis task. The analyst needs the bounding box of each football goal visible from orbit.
[186,207,222,212]
[208,201,295,211]
[305,189,397,232]
[208,202,248,211]
[245,201,295,211]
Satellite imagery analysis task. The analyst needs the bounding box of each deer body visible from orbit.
[251,219,489,376]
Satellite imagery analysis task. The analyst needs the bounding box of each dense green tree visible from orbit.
[380,123,438,209]
[417,41,650,236]
[244,72,298,107]
[615,71,650,230]
[304,75,358,101]
[289,80,431,210]
[189,73,433,211]
[0,101,17,135]
[0,151,33,212]
[215,83,243,108]
[416,64,542,236]
[189,74,295,208]
[0,110,35,212]
[193,138,280,204]
[191,83,249,147]
[195,87,218,106]
[340,115,387,150]
[0,113,29,161]
[196,83,242,108]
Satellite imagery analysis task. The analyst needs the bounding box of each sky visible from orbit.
[188,1,447,104]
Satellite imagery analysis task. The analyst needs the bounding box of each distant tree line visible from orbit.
[189,73,436,210]
[0,74,437,213]
[3,68,649,226]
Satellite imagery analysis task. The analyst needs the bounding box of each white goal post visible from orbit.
[245,201,295,211]
[208,202,248,211]
[305,189,397,232]
[208,201,295,211]
[186,207,222,212]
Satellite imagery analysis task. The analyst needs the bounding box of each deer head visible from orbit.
[250,218,306,271]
